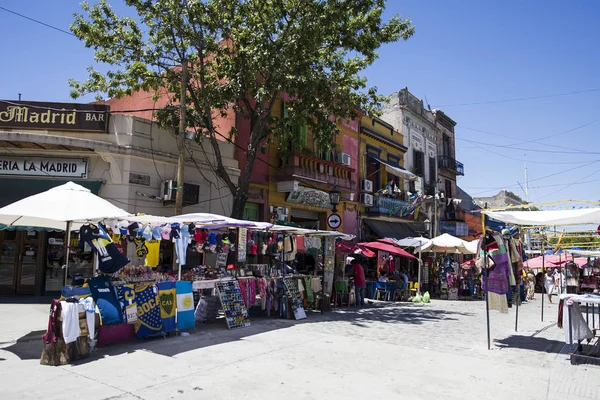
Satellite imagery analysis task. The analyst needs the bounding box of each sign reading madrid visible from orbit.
[0,156,88,178]
[0,100,109,132]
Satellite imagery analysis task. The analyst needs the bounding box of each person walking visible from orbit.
[353,259,366,307]
[544,269,555,303]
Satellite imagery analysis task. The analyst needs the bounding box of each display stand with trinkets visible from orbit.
[283,277,307,320]
[215,280,251,330]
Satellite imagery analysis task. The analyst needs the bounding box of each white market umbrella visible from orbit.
[417,233,475,254]
[394,237,431,248]
[396,237,431,296]
[0,181,131,283]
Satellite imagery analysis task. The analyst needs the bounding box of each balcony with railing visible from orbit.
[367,195,413,218]
[437,155,464,175]
[277,152,355,190]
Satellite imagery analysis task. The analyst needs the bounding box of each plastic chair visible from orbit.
[334,281,351,307]
[375,287,389,301]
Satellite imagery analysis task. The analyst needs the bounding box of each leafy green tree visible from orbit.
[70,0,413,217]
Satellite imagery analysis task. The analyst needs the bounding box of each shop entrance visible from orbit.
[290,209,323,230]
[0,230,43,295]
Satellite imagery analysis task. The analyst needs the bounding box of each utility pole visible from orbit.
[175,61,187,216]
[524,158,529,203]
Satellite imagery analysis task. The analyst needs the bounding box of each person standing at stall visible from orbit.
[544,269,555,303]
[353,259,366,306]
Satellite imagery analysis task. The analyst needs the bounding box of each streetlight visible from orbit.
[329,186,341,213]
[424,218,431,238]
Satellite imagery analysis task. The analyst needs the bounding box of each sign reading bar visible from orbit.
[0,156,88,178]
[0,100,109,132]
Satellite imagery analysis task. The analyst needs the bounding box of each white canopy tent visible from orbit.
[484,208,600,226]
[416,233,476,254]
[564,249,600,257]
[0,181,132,284]
[392,237,431,248]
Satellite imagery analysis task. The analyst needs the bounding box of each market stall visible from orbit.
[357,241,416,301]
[482,206,600,357]
[414,233,477,300]
[1,182,350,365]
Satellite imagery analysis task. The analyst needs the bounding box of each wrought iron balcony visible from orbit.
[437,155,464,175]
[367,195,413,218]
[277,152,355,190]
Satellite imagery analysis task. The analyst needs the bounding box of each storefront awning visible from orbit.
[363,218,417,240]
[372,157,417,181]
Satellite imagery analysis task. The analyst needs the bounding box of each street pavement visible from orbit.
[0,295,598,400]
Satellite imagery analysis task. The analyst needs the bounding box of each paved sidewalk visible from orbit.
[0,295,597,400]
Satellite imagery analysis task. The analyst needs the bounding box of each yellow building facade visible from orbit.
[359,115,423,240]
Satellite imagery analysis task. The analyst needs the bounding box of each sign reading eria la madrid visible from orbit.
[0,100,109,132]
[0,156,88,178]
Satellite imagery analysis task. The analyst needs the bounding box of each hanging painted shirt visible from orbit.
[173,225,191,266]
[144,240,161,268]
[134,284,163,338]
[79,223,130,274]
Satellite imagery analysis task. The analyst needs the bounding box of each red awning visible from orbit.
[357,242,416,259]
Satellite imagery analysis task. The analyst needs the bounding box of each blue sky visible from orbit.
[1,0,600,212]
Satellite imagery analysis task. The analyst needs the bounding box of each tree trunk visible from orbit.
[229,134,261,219]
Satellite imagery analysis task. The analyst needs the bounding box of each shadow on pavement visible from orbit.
[494,335,565,354]
[2,302,474,364]
[1,330,46,360]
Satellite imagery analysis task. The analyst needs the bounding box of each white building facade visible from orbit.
[0,100,239,295]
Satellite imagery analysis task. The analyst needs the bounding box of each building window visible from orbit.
[243,203,260,221]
[413,149,425,177]
[366,158,381,191]
[443,134,451,157]
[428,156,436,185]
[445,179,453,199]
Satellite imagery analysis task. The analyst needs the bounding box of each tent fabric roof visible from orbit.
[565,249,600,257]
[357,241,416,259]
[484,208,600,226]
[381,237,431,248]
[417,233,476,254]
[363,218,417,240]
[0,181,130,230]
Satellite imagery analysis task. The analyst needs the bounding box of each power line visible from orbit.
[467,160,600,196]
[537,166,600,200]
[456,136,600,155]
[0,6,76,37]
[436,87,600,107]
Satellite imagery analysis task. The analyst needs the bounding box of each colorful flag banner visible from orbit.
[134,284,163,338]
[176,280,195,330]
[158,281,176,333]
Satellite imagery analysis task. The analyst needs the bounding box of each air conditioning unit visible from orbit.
[163,180,176,201]
[337,152,351,166]
[163,180,200,205]
[360,193,374,207]
[360,179,373,193]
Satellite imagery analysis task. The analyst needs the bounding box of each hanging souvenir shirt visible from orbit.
[134,284,162,338]
[80,223,130,274]
[173,225,191,266]
[88,275,124,326]
[144,240,161,267]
